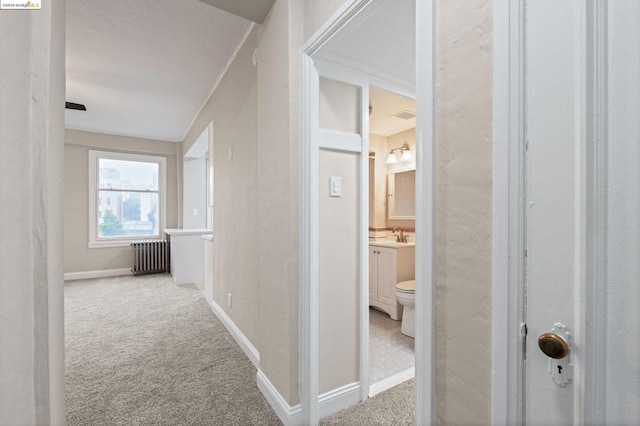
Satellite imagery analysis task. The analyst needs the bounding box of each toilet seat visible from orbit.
[395,280,416,338]
[395,280,415,293]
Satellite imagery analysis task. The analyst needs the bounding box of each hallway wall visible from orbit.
[181,26,260,352]
[0,1,66,423]
[181,0,350,408]
[434,0,493,423]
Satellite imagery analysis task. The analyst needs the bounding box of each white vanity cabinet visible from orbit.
[369,242,415,320]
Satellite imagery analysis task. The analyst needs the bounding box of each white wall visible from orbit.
[64,130,179,274]
[369,134,389,229]
[319,78,359,133]
[605,3,640,422]
[304,0,348,41]
[256,0,301,403]
[386,128,416,229]
[435,0,493,423]
[318,150,360,394]
[0,1,66,423]
[182,157,208,229]
[181,25,261,364]
[181,0,314,406]
[369,129,417,232]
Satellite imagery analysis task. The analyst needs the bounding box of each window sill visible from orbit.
[88,239,158,249]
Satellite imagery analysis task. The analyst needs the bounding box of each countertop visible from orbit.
[369,240,415,248]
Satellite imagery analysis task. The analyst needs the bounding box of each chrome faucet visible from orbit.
[392,227,407,243]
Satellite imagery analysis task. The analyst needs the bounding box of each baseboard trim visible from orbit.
[257,370,303,425]
[64,268,131,281]
[319,381,362,418]
[209,299,260,369]
[368,367,415,397]
[256,369,362,424]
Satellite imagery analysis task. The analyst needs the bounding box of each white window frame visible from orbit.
[88,150,167,248]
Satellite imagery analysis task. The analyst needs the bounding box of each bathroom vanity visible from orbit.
[369,241,415,320]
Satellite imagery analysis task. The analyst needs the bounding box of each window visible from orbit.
[89,150,166,248]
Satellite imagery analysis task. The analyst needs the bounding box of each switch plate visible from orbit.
[227,293,232,308]
[330,176,342,197]
[192,208,198,216]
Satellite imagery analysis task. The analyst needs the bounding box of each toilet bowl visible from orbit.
[395,280,415,338]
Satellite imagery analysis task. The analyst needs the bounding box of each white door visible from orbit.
[524,1,580,423]
[522,1,640,424]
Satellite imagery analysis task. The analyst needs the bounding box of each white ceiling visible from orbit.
[316,0,415,87]
[65,0,253,142]
[369,86,416,137]
[197,0,274,24]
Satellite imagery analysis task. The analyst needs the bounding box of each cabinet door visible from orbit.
[376,247,397,306]
[369,246,378,300]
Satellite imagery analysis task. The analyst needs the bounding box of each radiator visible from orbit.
[131,240,170,276]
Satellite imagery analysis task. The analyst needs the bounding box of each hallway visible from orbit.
[65,275,281,425]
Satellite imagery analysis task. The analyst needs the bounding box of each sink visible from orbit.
[369,240,415,248]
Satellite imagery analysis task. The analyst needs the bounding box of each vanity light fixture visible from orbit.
[386,142,412,164]
[400,147,413,162]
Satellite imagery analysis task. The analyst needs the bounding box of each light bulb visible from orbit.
[401,149,412,161]
[386,152,398,164]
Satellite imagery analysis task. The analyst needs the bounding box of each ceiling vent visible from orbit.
[393,110,416,120]
[65,102,86,111]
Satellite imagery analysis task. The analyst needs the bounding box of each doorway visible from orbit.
[367,85,417,396]
[300,0,436,424]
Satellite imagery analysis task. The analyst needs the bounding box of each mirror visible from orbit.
[387,169,415,219]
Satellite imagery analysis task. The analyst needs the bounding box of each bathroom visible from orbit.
[368,85,416,393]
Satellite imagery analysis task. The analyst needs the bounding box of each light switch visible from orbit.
[193,209,198,216]
[330,176,342,197]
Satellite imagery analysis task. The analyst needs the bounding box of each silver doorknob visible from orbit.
[538,332,569,359]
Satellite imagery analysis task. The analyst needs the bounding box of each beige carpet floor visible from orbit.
[65,274,281,425]
[320,379,415,425]
[65,274,415,425]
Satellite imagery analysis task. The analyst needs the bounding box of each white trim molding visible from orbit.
[581,1,608,424]
[414,0,437,424]
[299,51,320,425]
[256,372,362,426]
[257,370,303,426]
[318,129,362,152]
[313,56,415,100]
[492,0,527,424]
[63,268,132,281]
[88,150,167,249]
[369,367,415,397]
[318,382,362,418]
[209,298,260,369]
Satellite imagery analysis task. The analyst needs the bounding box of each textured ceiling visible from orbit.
[65,0,252,142]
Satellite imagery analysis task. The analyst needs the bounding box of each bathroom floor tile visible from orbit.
[369,307,415,384]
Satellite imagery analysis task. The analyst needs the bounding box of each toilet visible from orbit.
[395,280,415,338]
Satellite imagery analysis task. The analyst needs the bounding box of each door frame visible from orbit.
[492,0,608,423]
[300,0,436,424]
